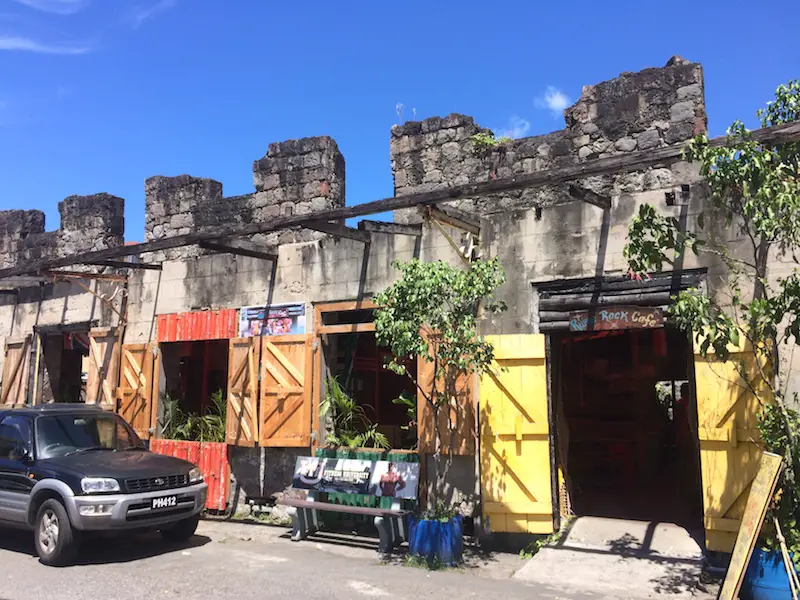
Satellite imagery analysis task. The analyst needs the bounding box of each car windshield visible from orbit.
[36,413,144,459]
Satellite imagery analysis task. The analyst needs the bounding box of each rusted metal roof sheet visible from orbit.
[157,309,238,343]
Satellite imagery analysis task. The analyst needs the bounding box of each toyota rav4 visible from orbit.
[0,404,208,565]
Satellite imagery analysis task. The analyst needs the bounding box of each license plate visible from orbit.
[151,495,178,510]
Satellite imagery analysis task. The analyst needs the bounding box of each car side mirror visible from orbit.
[10,445,29,463]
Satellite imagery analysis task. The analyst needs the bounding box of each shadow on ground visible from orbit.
[0,527,211,567]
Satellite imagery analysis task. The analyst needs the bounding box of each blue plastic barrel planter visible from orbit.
[740,548,795,600]
[408,514,464,567]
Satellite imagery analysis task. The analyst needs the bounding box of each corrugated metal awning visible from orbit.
[157,309,238,343]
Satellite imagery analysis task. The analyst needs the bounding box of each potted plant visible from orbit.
[374,257,506,566]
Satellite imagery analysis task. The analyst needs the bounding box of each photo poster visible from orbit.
[238,303,306,337]
[291,457,420,500]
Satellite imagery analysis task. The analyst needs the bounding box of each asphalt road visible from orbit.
[0,520,598,600]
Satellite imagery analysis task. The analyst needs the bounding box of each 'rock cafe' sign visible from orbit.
[569,306,664,332]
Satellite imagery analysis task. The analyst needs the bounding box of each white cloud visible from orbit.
[11,0,89,15]
[535,86,571,116]
[129,0,176,29]
[495,115,530,139]
[0,35,91,54]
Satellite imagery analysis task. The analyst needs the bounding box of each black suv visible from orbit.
[0,404,208,565]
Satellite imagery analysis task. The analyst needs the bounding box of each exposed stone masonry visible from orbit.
[0,194,124,269]
[145,136,345,259]
[390,56,706,222]
[0,56,704,268]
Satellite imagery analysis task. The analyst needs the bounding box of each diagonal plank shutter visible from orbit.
[86,328,121,408]
[259,334,312,447]
[417,331,476,455]
[1,337,31,406]
[117,344,158,439]
[479,334,554,534]
[694,339,767,553]
[226,337,260,447]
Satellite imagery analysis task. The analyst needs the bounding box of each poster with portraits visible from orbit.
[239,303,306,337]
[291,457,420,499]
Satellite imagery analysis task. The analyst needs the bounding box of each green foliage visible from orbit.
[321,376,389,449]
[374,258,507,494]
[160,390,227,443]
[758,402,800,563]
[470,132,512,156]
[419,501,461,522]
[392,390,418,450]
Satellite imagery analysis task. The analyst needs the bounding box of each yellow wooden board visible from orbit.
[480,334,554,534]
[694,341,769,552]
[718,452,783,600]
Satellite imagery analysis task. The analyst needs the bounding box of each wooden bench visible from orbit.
[278,457,420,555]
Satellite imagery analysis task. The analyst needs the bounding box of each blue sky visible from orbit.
[0,0,797,242]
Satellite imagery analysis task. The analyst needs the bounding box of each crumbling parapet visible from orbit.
[144,136,346,259]
[565,55,707,159]
[390,56,707,223]
[0,194,124,269]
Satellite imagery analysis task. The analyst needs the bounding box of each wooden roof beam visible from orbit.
[198,239,278,262]
[567,185,611,209]
[85,259,163,271]
[305,221,371,243]
[422,205,481,235]
[0,120,796,280]
[357,220,422,237]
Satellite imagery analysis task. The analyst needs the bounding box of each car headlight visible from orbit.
[188,467,203,483]
[81,477,120,494]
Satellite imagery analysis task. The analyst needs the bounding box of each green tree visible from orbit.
[374,258,507,501]
[624,80,800,555]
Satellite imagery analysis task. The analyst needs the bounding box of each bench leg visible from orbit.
[287,506,308,542]
[391,516,404,548]
[374,516,394,555]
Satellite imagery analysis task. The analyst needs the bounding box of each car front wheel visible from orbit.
[34,499,77,566]
[160,515,200,542]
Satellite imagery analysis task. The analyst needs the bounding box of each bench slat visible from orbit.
[279,497,407,517]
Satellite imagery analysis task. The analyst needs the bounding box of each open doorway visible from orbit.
[38,329,91,404]
[554,327,703,528]
[321,332,418,450]
[158,340,229,438]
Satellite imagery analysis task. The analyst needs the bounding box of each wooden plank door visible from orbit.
[417,331,476,456]
[117,344,158,439]
[480,334,554,534]
[694,340,766,553]
[1,337,31,406]
[226,337,260,446]
[86,328,121,409]
[259,334,312,447]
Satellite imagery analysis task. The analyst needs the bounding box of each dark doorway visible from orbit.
[39,331,90,403]
[323,332,418,449]
[553,327,703,527]
[159,340,229,416]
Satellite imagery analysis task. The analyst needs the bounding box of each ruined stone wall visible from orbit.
[391,56,706,222]
[0,194,124,268]
[145,136,346,259]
